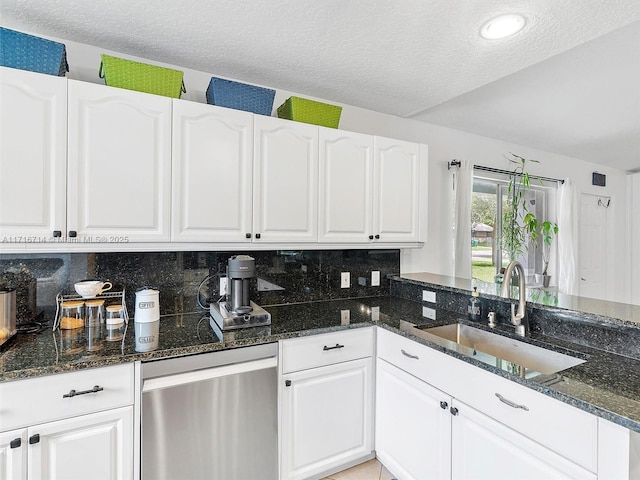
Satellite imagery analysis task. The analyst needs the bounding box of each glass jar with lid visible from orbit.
[85,298,105,327]
[105,304,126,341]
[60,300,85,330]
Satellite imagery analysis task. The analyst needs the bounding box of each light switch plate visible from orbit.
[422,306,436,320]
[341,272,350,288]
[371,271,380,287]
[371,306,380,321]
[341,309,350,325]
[422,290,436,303]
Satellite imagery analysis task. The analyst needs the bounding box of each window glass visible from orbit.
[471,176,555,283]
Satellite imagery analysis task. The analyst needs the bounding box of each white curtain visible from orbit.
[453,160,473,278]
[557,178,578,295]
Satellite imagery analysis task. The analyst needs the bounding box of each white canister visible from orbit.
[135,289,160,323]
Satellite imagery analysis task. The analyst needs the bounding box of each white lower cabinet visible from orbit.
[450,399,595,480]
[375,328,609,480]
[28,406,133,480]
[0,364,134,480]
[375,359,451,480]
[0,429,27,480]
[0,407,132,480]
[279,328,374,480]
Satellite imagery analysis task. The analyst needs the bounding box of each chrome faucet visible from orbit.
[501,261,527,336]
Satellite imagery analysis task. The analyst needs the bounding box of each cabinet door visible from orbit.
[0,428,27,480]
[451,400,596,480]
[172,100,253,242]
[318,128,374,243]
[0,67,67,240]
[67,81,172,242]
[280,357,373,480]
[28,406,133,480]
[375,358,451,480]
[253,116,318,242]
[373,136,420,242]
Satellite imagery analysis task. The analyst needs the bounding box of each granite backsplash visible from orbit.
[0,249,399,322]
[391,277,640,360]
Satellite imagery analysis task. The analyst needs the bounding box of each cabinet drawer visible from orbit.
[281,327,373,374]
[376,327,436,383]
[0,363,134,431]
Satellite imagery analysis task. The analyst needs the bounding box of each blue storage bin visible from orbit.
[206,77,275,116]
[0,27,69,76]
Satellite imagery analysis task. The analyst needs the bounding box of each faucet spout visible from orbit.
[501,261,527,336]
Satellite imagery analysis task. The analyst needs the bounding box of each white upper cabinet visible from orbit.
[318,128,374,243]
[253,116,318,243]
[0,67,67,240]
[67,80,172,242]
[373,136,421,243]
[172,101,253,242]
[318,131,422,244]
[1,69,425,248]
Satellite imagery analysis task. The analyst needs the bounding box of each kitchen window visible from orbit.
[471,175,557,283]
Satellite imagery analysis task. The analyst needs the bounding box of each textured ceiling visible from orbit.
[1,0,639,170]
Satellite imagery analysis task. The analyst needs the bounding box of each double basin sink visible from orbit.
[410,322,586,378]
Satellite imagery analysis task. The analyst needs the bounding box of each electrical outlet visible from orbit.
[341,272,350,288]
[371,270,380,287]
[422,306,436,320]
[371,306,380,321]
[358,276,367,286]
[341,309,350,325]
[422,290,436,303]
[219,277,228,296]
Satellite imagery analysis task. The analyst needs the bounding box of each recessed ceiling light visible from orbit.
[480,14,526,40]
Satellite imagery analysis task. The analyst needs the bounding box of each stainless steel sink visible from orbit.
[415,323,585,376]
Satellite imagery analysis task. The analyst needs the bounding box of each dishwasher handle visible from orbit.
[142,357,277,393]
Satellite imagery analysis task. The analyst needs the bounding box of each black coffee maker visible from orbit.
[209,255,271,334]
[226,255,255,315]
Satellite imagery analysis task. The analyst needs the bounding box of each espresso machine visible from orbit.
[210,255,271,336]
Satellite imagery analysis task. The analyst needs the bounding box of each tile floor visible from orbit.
[321,458,396,480]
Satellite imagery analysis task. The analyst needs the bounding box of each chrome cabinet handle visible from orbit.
[323,344,345,351]
[401,349,419,360]
[63,385,104,398]
[495,392,529,411]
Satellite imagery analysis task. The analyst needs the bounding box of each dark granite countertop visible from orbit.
[2,296,639,434]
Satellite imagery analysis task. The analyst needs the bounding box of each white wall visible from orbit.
[629,172,640,305]
[17,30,633,304]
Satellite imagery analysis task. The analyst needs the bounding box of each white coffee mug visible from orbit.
[74,280,113,298]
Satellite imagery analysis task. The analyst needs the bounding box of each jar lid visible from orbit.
[106,305,124,312]
[85,299,105,306]
[61,300,85,307]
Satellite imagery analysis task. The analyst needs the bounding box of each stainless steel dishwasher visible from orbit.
[140,343,278,480]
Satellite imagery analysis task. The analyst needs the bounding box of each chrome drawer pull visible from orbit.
[63,385,104,398]
[495,393,529,411]
[323,344,345,351]
[401,349,419,360]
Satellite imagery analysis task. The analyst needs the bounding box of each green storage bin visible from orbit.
[277,96,342,128]
[98,54,186,98]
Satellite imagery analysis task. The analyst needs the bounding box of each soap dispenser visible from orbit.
[467,287,483,322]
